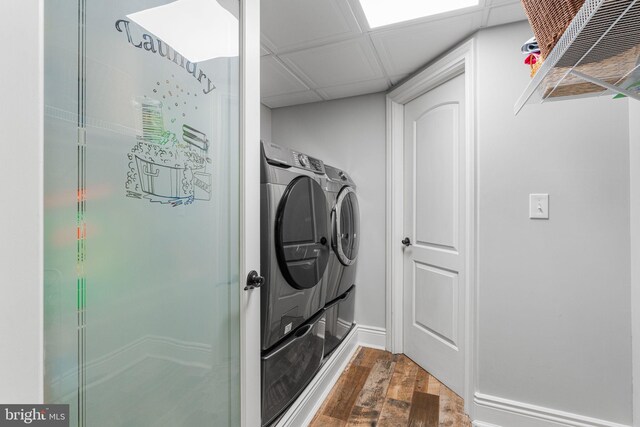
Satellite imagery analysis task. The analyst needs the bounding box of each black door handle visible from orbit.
[244,270,264,291]
[402,237,411,247]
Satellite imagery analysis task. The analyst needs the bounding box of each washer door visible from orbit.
[276,176,330,289]
[333,187,360,266]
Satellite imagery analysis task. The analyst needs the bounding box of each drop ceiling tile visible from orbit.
[370,12,481,76]
[486,3,527,27]
[316,77,390,100]
[261,0,361,54]
[261,55,309,98]
[280,37,385,88]
[262,90,323,109]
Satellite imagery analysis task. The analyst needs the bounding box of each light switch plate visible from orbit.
[529,194,549,219]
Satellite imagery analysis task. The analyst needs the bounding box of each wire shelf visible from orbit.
[515,0,640,114]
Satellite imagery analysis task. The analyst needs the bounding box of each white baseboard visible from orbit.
[275,324,387,427]
[473,392,631,427]
[357,324,387,350]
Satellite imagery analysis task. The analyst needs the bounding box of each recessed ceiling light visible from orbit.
[359,0,479,28]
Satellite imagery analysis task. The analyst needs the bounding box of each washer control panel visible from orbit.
[262,141,325,174]
[293,152,325,174]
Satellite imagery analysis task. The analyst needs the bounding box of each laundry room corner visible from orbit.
[7,0,640,426]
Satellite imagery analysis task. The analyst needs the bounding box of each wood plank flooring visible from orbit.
[310,347,471,427]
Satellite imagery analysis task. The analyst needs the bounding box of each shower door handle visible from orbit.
[244,270,264,291]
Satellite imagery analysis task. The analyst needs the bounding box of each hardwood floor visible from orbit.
[310,347,470,427]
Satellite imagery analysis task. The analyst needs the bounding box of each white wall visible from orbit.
[630,100,640,427]
[0,0,44,402]
[271,93,387,329]
[475,22,632,425]
[261,103,272,143]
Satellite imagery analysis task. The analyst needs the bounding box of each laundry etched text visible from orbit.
[115,19,216,95]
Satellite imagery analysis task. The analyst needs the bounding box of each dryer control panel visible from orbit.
[325,164,355,187]
[262,141,325,174]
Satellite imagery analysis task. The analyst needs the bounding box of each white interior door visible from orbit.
[402,73,466,397]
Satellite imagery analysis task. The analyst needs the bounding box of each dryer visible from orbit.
[323,164,359,357]
[260,141,330,426]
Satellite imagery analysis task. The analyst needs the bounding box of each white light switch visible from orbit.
[529,194,549,219]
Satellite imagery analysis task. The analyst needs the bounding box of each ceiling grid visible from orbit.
[261,0,526,108]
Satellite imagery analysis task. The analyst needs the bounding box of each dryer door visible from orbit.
[333,187,360,266]
[276,176,330,289]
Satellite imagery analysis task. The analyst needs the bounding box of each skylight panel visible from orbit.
[359,0,479,28]
[127,0,238,64]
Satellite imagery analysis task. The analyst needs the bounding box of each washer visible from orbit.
[260,141,330,426]
[322,164,359,357]
[260,141,330,349]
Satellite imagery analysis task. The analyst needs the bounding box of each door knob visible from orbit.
[244,270,264,291]
[402,237,411,247]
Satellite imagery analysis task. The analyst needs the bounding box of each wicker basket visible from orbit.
[520,0,586,58]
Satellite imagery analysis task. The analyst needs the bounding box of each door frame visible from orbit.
[240,0,261,425]
[385,38,477,415]
[0,0,44,403]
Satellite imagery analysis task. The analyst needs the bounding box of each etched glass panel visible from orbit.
[44,1,240,425]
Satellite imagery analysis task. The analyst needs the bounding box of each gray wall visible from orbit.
[631,100,640,427]
[261,103,272,143]
[0,0,43,402]
[271,93,387,329]
[476,22,632,424]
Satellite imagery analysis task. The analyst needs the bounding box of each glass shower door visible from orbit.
[44,1,241,426]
